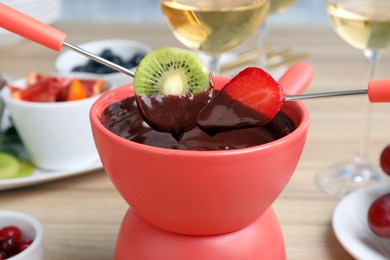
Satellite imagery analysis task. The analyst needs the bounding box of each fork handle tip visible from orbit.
[368,79,390,103]
[0,3,66,51]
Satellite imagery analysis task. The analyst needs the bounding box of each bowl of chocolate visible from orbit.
[90,48,312,236]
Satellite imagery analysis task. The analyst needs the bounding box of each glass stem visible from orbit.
[356,49,380,165]
[257,21,268,70]
[206,54,221,75]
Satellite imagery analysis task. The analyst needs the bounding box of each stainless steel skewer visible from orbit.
[284,89,368,101]
[63,42,136,77]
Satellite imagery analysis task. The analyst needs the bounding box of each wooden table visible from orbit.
[1,22,390,260]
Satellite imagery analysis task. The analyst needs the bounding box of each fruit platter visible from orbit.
[0,72,104,190]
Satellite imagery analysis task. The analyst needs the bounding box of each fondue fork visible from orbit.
[0,3,136,78]
[284,81,390,103]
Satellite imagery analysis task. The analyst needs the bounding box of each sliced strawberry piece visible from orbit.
[13,73,71,102]
[9,73,105,102]
[27,72,46,85]
[18,83,59,102]
[197,67,284,135]
[79,78,105,97]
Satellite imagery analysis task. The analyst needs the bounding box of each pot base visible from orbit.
[115,207,286,259]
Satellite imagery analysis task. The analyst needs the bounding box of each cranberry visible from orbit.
[0,226,22,241]
[1,237,18,256]
[0,226,33,258]
[368,193,390,238]
[18,238,33,252]
[0,250,7,260]
[380,144,390,176]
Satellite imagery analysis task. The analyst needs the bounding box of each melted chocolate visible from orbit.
[101,96,296,151]
[197,90,272,136]
[136,87,213,141]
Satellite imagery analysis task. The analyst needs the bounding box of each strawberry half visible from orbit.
[197,67,284,135]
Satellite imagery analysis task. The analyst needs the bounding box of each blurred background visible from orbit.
[0,0,330,49]
[60,0,328,24]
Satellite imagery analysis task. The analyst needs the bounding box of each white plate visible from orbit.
[0,160,102,191]
[333,182,390,260]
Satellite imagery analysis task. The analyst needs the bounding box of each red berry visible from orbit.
[368,193,390,238]
[0,225,34,258]
[0,250,7,260]
[380,144,390,176]
[1,237,19,256]
[0,226,22,241]
[198,67,284,133]
[18,238,33,252]
[222,67,284,119]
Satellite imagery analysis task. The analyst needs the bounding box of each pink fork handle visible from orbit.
[0,3,66,51]
[368,79,390,103]
[277,62,314,95]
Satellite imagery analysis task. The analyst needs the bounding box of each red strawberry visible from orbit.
[197,67,284,135]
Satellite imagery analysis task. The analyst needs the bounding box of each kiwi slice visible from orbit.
[133,47,211,96]
[133,47,213,140]
[0,152,20,179]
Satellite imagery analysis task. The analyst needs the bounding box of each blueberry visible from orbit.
[100,49,114,60]
[71,65,87,72]
[111,55,124,66]
[95,66,116,74]
[123,60,137,69]
[131,53,146,65]
[86,59,100,69]
[70,48,147,74]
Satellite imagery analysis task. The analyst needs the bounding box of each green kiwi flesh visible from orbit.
[133,47,211,96]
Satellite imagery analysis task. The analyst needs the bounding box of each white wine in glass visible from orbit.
[316,0,390,198]
[161,0,270,74]
[269,0,297,14]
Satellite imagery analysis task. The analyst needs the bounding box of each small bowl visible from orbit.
[0,210,44,260]
[1,72,110,171]
[55,39,152,88]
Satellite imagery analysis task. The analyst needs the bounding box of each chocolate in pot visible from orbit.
[101,96,296,151]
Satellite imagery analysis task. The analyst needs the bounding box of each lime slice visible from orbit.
[0,152,20,179]
[16,160,35,178]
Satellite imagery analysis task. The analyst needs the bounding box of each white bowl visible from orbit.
[1,72,110,171]
[55,39,152,88]
[0,210,44,260]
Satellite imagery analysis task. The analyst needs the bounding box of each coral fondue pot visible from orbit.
[90,64,312,259]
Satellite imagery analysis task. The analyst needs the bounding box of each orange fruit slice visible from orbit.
[67,78,88,101]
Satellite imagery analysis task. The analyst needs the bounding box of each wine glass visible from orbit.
[160,0,270,74]
[269,0,297,14]
[257,0,298,69]
[316,0,390,197]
